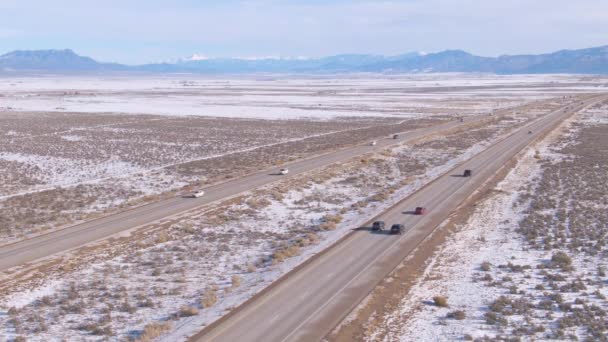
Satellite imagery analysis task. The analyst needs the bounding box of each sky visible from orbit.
[1,0,607,64]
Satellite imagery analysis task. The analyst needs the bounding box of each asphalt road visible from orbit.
[0,113,497,272]
[192,96,606,342]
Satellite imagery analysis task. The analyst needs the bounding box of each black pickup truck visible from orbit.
[390,224,404,235]
[372,221,385,231]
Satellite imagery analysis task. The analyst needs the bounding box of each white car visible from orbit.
[279,168,289,175]
[370,141,377,146]
[192,190,205,198]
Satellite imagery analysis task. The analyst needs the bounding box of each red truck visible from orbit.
[415,207,427,215]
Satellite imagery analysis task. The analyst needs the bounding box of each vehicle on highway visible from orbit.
[528,130,533,134]
[279,168,289,175]
[390,224,404,235]
[370,140,377,146]
[371,221,385,231]
[414,207,427,215]
[463,169,472,177]
[393,134,399,139]
[191,190,205,198]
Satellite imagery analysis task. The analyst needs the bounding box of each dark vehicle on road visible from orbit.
[390,224,404,235]
[463,169,472,177]
[528,130,532,134]
[372,221,385,231]
[414,207,427,215]
[393,134,399,139]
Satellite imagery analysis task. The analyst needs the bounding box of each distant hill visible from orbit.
[1,46,608,74]
[0,49,125,72]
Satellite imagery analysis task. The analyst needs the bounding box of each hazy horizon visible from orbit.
[2,44,608,67]
[1,0,608,65]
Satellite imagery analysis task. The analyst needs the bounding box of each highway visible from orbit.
[192,95,606,342]
[0,112,498,272]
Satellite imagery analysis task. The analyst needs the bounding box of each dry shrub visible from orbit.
[447,310,466,320]
[485,312,508,326]
[324,214,343,224]
[8,306,20,316]
[318,222,337,231]
[269,190,284,202]
[40,295,52,306]
[134,322,172,342]
[370,193,389,202]
[272,244,301,264]
[201,286,218,308]
[294,233,319,247]
[180,223,196,235]
[551,251,573,271]
[179,306,199,317]
[246,198,271,209]
[380,149,393,157]
[319,214,343,230]
[79,322,114,336]
[231,275,242,288]
[156,232,169,244]
[119,301,136,314]
[481,261,492,272]
[433,296,449,307]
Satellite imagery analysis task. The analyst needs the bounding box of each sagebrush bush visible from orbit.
[201,287,218,308]
[156,232,169,244]
[323,214,343,224]
[551,251,573,271]
[447,310,466,320]
[179,306,199,317]
[231,275,242,288]
[481,261,491,272]
[433,296,448,307]
[485,312,507,326]
[134,322,171,342]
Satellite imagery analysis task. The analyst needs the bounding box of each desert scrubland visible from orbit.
[0,74,606,341]
[3,74,594,245]
[0,111,417,244]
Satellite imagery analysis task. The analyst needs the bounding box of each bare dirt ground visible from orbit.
[334,100,608,341]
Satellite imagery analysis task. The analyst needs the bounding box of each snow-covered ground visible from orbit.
[366,101,608,341]
[1,74,604,119]
[0,113,531,342]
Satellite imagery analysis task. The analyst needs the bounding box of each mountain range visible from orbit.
[1,46,608,74]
